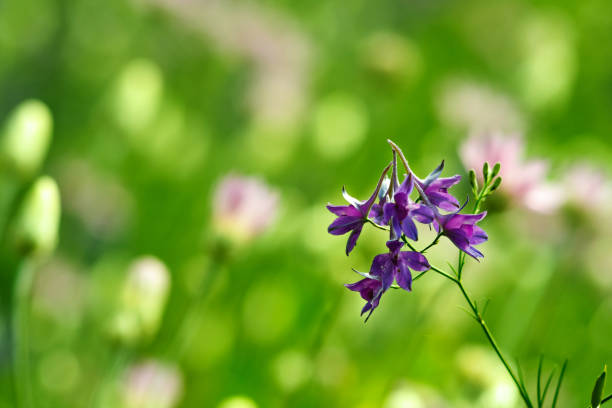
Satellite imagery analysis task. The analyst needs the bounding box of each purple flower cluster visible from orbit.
[327,141,488,320]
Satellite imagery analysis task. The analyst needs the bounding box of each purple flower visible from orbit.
[327,164,391,255]
[346,240,430,319]
[436,212,488,259]
[345,277,383,318]
[382,173,435,240]
[418,161,461,212]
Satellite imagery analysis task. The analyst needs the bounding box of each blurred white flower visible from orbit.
[212,174,279,244]
[122,360,183,408]
[110,256,171,345]
[460,131,565,214]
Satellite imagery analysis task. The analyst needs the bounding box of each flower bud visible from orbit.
[13,176,61,258]
[482,161,490,182]
[591,366,607,408]
[1,100,52,179]
[489,176,502,192]
[468,169,478,194]
[491,162,501,178]
[110,256,170,345]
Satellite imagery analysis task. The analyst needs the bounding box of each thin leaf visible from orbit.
[540,367,557,406]
[517,359,533,406]
[551,360,568,408]
[537,356,543,407]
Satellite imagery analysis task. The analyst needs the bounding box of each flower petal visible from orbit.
[401,217,418,241]
[410,204,435,224]
[399,251,430,272]
[396,261,412,291]
[345,225,363,255]
[327,204,361,217]
[328,216,363,235]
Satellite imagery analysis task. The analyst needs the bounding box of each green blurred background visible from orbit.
[1,0,612,407]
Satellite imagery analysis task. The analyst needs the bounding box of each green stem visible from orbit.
[420,233,442,253]
[430,263,533,408]
[602,394,612,405]
[12,260,36,408]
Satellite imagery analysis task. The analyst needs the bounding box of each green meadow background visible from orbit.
[1,0,612,407]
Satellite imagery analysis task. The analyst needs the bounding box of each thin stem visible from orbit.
[429,263,533,408]
[420,233,442,253]
[13,260,36,408]
[367,220,389,232]
[602,394,612,405]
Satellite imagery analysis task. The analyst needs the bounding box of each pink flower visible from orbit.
[123,360,183,408]
[460,132,565,214]
[561,162,612,212]
[213,174,279,242]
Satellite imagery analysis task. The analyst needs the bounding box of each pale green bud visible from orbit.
[482,161,490,182]
[468,169,478,194]
[110,256,170,345]
[1,100,52,179]
[491,162,501,178]
[13,176,61,258]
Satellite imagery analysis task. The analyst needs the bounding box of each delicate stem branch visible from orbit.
[429,263,533,408]
[602,394,612,405]
[420,233,442,253]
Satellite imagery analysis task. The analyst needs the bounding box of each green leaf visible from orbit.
[592,366,607,408]
[552,360,568,408]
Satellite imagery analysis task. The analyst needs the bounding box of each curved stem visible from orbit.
[430,263,533,408]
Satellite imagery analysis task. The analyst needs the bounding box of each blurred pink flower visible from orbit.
[561,162,612,212]
[460,132,565,214]
[213,174,279,242]
[123,360,183,408]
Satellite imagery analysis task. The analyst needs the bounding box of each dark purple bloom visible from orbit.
[327,164,391,255]
[345,277,383,318]
[346,240,430,320]
[418,161,461,212]
[382,173,435,240]
[436,211,488,259]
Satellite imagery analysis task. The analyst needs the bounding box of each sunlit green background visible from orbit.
[1,0,612,407]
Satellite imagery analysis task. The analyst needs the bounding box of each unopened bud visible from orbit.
[489,176,502,192]
[110,256,170,345]
[468,169,478,193]
[1,100,52,179]
[491,162,501,178]
[13,176,61,258]
[482,162,490,182]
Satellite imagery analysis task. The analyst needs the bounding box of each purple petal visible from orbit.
[428,175,461,189]
[399,251,430,272]
[401,217,418,241]
[470,226,488,245]
[346,225,363,255]
[427,191,460,211]
[444,212,487,229]
[385,239,404,254]
[410,204,435,224]
[328,216,363,235]
[327,204,361,217]
[444,230,472,253]
[370,253,395,291]
[397,173,414,196]
[395,262,412,291]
